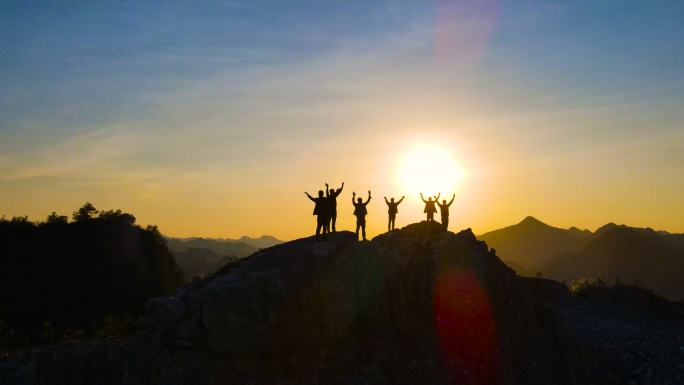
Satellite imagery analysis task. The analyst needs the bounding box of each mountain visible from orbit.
[4,221,684,384]
[477,216,590,271]
[591,222,620,238]
[478,217,684,278]
[0,222,590,384]
[591,225,684,252]
[663,233,684,252]
[173,247,238,278]
[164,235,284,256]
[235,235,284,249]
[567,226,592,239]
[165,238,259,258]
[590,222,662,241]
[167,236,284,279]
[539,227,684,300]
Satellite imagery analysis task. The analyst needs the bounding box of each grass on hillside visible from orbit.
[569,274,684,322]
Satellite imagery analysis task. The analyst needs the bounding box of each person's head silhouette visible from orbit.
[443,200,446,204]
[357,197,363,203]
[330,188,335,195]
[428,197,433,202]
[390,198,395,202]
[318,190,324,197]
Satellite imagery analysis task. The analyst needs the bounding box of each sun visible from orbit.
[396,146,466,195]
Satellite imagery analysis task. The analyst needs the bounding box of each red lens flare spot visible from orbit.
[434,0,500,66]
[433,268,501,384]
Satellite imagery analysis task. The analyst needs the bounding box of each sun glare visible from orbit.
[397,146,466,195]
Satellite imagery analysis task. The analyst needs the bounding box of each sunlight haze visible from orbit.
[1,1,683,240]
[396,145,467,196]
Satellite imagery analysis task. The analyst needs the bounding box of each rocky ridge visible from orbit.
[2,221,682,384]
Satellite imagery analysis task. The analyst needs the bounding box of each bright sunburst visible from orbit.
[396,146,466,195]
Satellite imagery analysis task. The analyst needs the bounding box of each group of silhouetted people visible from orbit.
[306,182,456,242]
[305,182,345,241]
[420,192,455,229]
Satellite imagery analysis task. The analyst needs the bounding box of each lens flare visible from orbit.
[434,0,500,66]
[433,268,501,384]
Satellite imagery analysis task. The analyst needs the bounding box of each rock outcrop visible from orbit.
[1,222,590,384]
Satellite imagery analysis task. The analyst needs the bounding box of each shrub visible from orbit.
[569,274,609,297]
[0,320,30,356]
[97,314,140,338]
[41,322,86,345]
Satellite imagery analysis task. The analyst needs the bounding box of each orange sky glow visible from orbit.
[1,2,682,240]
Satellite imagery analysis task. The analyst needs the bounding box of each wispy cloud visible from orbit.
[0,126,150,180]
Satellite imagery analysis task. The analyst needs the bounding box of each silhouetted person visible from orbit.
[305,190,329,241]
[420,192,440,222]
[325,182,344,233]
[352,190,371,241]
[436,194,455,231]
[384,196,405,231]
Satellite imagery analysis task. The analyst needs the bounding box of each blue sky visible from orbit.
[1,0,683,239]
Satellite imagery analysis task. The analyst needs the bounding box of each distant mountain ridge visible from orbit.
[234,235,284,249]
[174,247,238,279]
[164,235,285,278]
[478,216,684,299]
[476,216,590,271]
[164,235,284,250]
[165,238,258,258]
[539,227,684,300]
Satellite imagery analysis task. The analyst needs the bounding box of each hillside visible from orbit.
[664,233,684,252]
[166,237,280,278]
[0,222,588,384]
[477,216,589,272]
[478,217,684,283]
[539,227,684,300]
[5,221,684,384]
[591,223,663,242]
[0,207,184,341]
[174,248,238,278]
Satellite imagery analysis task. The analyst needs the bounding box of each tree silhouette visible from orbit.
[46,212,68,224]
[72,202,99,222]
[98,209,136,225]
[0,205,184,344]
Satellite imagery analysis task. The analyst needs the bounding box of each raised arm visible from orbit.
[364,190,372,205]
[384,197,389,205]
[397,196,405,205]
[352,191,356,205]
[305,192,315,202]
[325,183,330,197]
[447,194,455,206]
[420,193,428,203]
[435,192,441,202]
[333,182,344,197]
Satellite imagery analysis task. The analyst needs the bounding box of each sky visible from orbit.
[1,0,683,241]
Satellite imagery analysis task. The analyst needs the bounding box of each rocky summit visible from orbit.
[1,221,628,384]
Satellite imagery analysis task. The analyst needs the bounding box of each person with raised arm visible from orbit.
[305,189,329,241]
[325,182,344,233]
[352,190,372,241]
[384,195,405,231]
[436,194,456,231]
[420,192,440,222]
